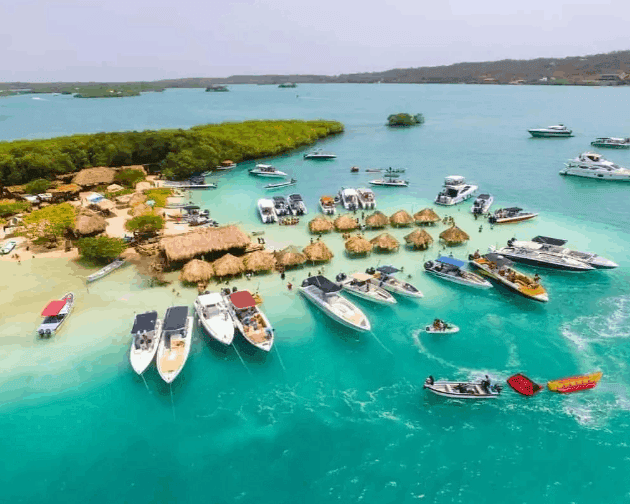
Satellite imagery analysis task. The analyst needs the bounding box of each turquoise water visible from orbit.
[2,85,630,503]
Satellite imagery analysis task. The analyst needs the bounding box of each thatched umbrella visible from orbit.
[365,211,389,229]
[439,225,470,246]
[275,245,307,268]
[389,210,414,228]
[131,203,151,217]
[179,259,214,284]
[370,233,400,252]
[72,167,116,187]
[345,235,373,255]
[308,216,334,234]
[414,208,440,226]
[334,214,359,232]
[303,241,334,263]
[404,229,434,250]
[212,253,245,277]
[243,250,276,273]
[74,213,107,236]
[128,192,148,207]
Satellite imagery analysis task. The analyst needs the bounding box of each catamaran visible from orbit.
[37,292,75,338]
[365,266,423,299]
[335,272,397,305]
[129,311,163,375]
[156,306,193,384]
[227,290,274,351]
[194,292,235,345]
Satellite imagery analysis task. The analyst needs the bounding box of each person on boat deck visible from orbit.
[534,273,541,283]
[473,250,481,259]
[433,319,444,330]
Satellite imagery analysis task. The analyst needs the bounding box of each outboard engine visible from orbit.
[366,267,376,275]
[221,288,231,296]
[507,238,515,247]
[336,273,347,282]
[424,261,433,270]
[301,279,309,288]
[45,329,52,338]
[38,329,44,337]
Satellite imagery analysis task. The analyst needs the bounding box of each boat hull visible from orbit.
[193,299,235,345]
[490,213,538,224]
[528,130,572,138]
[559,167,630,181]
[341,284,397,305]
[129,319,163,375]
[424,268,493,289]
[299,287,371,332]
[156,317,193,384]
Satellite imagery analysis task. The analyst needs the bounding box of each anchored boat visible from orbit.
[194,292,235,345]
[288,193,307,215]
[319,195,336,215]
[488,207,538,224]
[493,240,595,272]
[528,124,573,138]
[590,137,630,149]
[356,188,376,209]
[365,266,423,299]
[335,272,397,305]
[37,292,75,338]
[227,290,274,351]
[129,311,163,375]
[156,306,193,384]
[471,194,493,215]
[560,152,630,181]
[434,176,478,206]
[304,149,336,159]
[519,236,618,270]
[257,198,277,224]
[265,178,297,190]
[249,164,288,178]
[424,256,492,288]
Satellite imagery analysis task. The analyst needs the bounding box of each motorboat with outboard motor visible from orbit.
[424,319,460,334]
[299,275,371,332]
[488,207,538,224]
[423,375,502,399]
[365,266,423,299]
[37,292,75,338]
[288,193,307,215]
[339,188,359,211]
[335,272,397,305]
[156,306,193,384]
[272,196,291,217]
[257,198,277,224]
[129,311,163,374]
[370,177,409,187]
[560,152,630,181]
[304,149,336,159]
[356,188,376,209]
[87,258,125,282]
[517,236,618,269]
[528,124,573,138]
[194,292,235,345]
[226,290,274,351]
[590,137,630,149]
[424,256,492,288]
[471,194,493,215]
[249,164,288,178]
[265,178,297,190]
[434,176,477,206]
[493,240,595,272]
[468,252,548,302]
[319,195,336,215]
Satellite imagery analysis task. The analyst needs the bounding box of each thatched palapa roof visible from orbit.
[243,250,277,272]
[50,184,81,195]
[212,253,245,277]
[370,233,400,252]
[389,210,414,228]
[308,216,334,234]
[439,225,470,246]
[107,184,124,193]
[414,208,440,225]
[303,241,334,263]
[128,192,148,207]
[275,245,307,268]
[365,211,389,229]
[74,213,107,236]
[345,235,373,255]
[179,259,214,284]
[404,229,434,250]
[72,167,116,187]
[130,203,151,217]
[161,225,250,263]
[334,214,359,232]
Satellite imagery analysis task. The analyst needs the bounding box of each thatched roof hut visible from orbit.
[95,199,115,215]
[212,253,245,277]
[303,241,334,263]
[414,208,440,225]
[389,210,414,228]
[345,235,373,255]
[370,233,400,252]
[107,184,124,193]
[72,167,116,187]
[128,192,148,207]
[334,214,359,232]
[130,203,150,217]
[308,216,334,234]
[243,250,276,272]
[275,245,307,268]
[365,211,389,229]
[179,259,214,284]
[161,225,250,263]
[404,229,434,250]
[74,213,107,236]
[439,225,470,246]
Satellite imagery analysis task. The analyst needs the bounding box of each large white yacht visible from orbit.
[528,124,573,138]
[356,188,376,209]
[257,198,277,224]
[560,152,630,181]
[434,176,478,206]
[338,188,360,211]
[299,275,371,332]
[590,137,630,149]
[249,164,288,178]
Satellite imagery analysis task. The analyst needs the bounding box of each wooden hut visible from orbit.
[74,213,107,236]
[345,235,373,256]
[274,245,307,269]
[365,211,389,229]
[334,214,359,232]
[243,250,277,273]
[404,229,433,250]
[389,210,414,228]
[308,216,334,234]
[212,253,245,277]
[414,208,440,226]
[370,233,400,252]
[439,225,470,246]
[160,225,250,265]
[303,241,334,263]
[72,167,116,187]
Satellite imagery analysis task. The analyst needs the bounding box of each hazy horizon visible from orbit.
[2,0,629,82]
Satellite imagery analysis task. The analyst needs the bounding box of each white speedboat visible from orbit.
[1,240,17,255]
[319,195,336,215]
[365,266,423,299]
[370,178,409,187]
[156,306,193,384]
[265,178,297,190]
[488,207,538,224]
[471,194,493,215]
[335,272,397,305]
[248,164,288,178]
[87,258,125,282]
[424,256,492,288]
[129,311,163,375]
[434,176,477,206]
[590,137,630,149]
[194,292,235,345]
[288,193,307,215]
[356,188,376,209]
[423,376,502,399]
[494,241,594,272]
[339,188,359,211]
[304,149,336,159]
[272,196,291,217]
[37,292,75,338]
[226,290,274,351]
[299,275,371,332]
[528,124,573,138]
[257,198,277,224]
[560,152,630,181]
[425,321,460,334]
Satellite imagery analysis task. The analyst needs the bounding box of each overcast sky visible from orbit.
[2,0,629,82]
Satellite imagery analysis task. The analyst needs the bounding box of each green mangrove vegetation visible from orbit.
[125,212,165,235]
[387,113,425,127]
[22,203,76,242]
[0,200,30,218]
[77,236,127,262]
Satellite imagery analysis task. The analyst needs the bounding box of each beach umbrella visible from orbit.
[308,216,334,234]
[370,233,400,252]
[389,210,414,228]
[303,241,334,263]
[274,245,307,268]
[243,250,277,272]
[345,235,373,255]
[179,259,214,284]
[212,253,245,277]
[439,225,470,246]
[334,214,359,232]
[74,213,107,236]
[414,208,440,226]
[404,229,434,250]
[365,211,389,229]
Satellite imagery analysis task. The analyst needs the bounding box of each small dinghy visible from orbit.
[547,371,602,394]
[507,373,543,396]
[423,375,502,399]
[424,319,459,334]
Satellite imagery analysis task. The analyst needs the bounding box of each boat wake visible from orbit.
[32,97,47,101]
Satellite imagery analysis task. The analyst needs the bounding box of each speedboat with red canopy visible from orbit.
[226,290,274,351]
[38,292,75,338]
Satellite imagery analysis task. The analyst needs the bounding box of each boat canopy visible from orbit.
[502,207,523,213]
[320,196,334,203]
[437,256,465,268]
[302,275,342,293]
[183,205,200,210]
[41,299,66,317]
[484,253,514,268]
[163,306,188,331]
[230,291,257,309]
[198,292,223,305]
[376,265,400,275]
[477,193,490,199]
[532,236,567,246]
[444,176,466,186]
[289,194,303,202]
[351,272,374,282]
[131,311,158,334]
